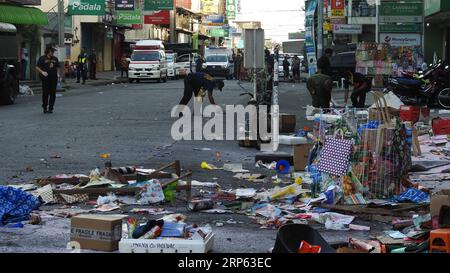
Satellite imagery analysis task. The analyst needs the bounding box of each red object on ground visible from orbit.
[400,105,420,123]
[297,240,321,253]
[432,118,450,135]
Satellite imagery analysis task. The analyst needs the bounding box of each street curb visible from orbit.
[62,79,126,90]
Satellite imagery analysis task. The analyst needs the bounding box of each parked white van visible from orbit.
[128,40,168,83]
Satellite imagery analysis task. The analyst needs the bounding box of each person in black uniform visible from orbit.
[179,72,224,106]
[317,48,333,77]
[348,72,372,108]
[36,47,59,114]
[89,49,97,80]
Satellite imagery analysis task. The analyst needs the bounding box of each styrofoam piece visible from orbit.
[118,233,215,253]
[313,114,342,123]
[279,135,308,145]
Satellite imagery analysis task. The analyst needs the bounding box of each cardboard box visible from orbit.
[279,113,296,133]
[119,233,215,253]
[293,144,314,171]
[431,190,450,217]
[70,214,124,252]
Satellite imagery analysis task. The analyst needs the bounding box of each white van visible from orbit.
[128,40,168,83]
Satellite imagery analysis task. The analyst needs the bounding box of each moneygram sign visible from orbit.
[68,0,105,16]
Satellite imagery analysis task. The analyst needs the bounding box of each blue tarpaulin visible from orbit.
[0,186,41,226]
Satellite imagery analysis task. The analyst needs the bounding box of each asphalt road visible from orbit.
[0,78,389,253]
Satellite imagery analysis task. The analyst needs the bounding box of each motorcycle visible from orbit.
[237,69,273,150]
[384,61,450,108]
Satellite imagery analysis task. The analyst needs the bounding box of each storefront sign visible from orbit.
[144,0,173,11]
[68,0,105,15]
[333,24,362,34]
[115,0,134,10]
[379,33,421,47]
[205,15,225,26]
[305,0,317,76]
[379,24,422,33]
[226,0,236,20]
[144,10,170,25]
[379,2,423,23]
[209,28,225,37]
[201,0,219,14]
[331,0,345,18]
[116,10,142,24]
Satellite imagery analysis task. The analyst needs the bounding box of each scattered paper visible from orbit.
[236,188,257,198]
[223,163,249,173]
[385,230,407,239]
[95,204,120,212]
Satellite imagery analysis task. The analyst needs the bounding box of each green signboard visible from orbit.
[424,0,443,17]
[380,2,423,16]
[67,0,105,16]
[379,24,423,33]
[144,0,174,11]
[116,10,142,24]
[209,28,225,37]
[226,0,236,20]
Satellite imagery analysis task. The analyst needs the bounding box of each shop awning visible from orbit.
[0,4,48,25]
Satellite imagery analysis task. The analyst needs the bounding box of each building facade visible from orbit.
[424,0,450,62]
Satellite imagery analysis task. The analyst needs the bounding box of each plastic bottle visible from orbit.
[270,178,303,200]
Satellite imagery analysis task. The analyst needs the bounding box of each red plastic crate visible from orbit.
[433,118,450,135]
[400,106,420,123]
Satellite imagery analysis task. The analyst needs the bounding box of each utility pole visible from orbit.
[57,0,66,84]
[170,9,176,43]
[317,0,324,59]
[375,0,379,43]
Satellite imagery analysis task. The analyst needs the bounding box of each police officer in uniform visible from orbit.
[76,48,88,84]
[36,46,60,114]
[177,72,224,116]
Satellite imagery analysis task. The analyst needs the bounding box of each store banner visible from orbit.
[201,0,219,14]
[379,24,422,33]
[380,33,421,47]
[205,15,225,26]
[379,2,423,23]
[144,0,174,11]
[333,24,362,34]
[226,0,236,20]
[209,27,225,37]
[144,10,170,25]
[305,0,317,76]
[116,10,142,24]
[115,0,134,10]
[331,0,345,18]
[67,0,105,15]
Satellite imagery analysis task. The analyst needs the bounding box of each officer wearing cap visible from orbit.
[178,72,224,108]
[36,46,60,114]
[345,72,372,108]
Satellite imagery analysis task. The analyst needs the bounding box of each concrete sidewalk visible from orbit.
[62,71,128,90]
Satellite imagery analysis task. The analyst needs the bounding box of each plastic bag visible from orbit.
[136,180,165,204]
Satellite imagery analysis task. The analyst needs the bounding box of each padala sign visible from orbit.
[116,10,142,25]
[68,0,105,16]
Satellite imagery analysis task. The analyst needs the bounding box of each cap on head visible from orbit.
[216,80,224,91]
